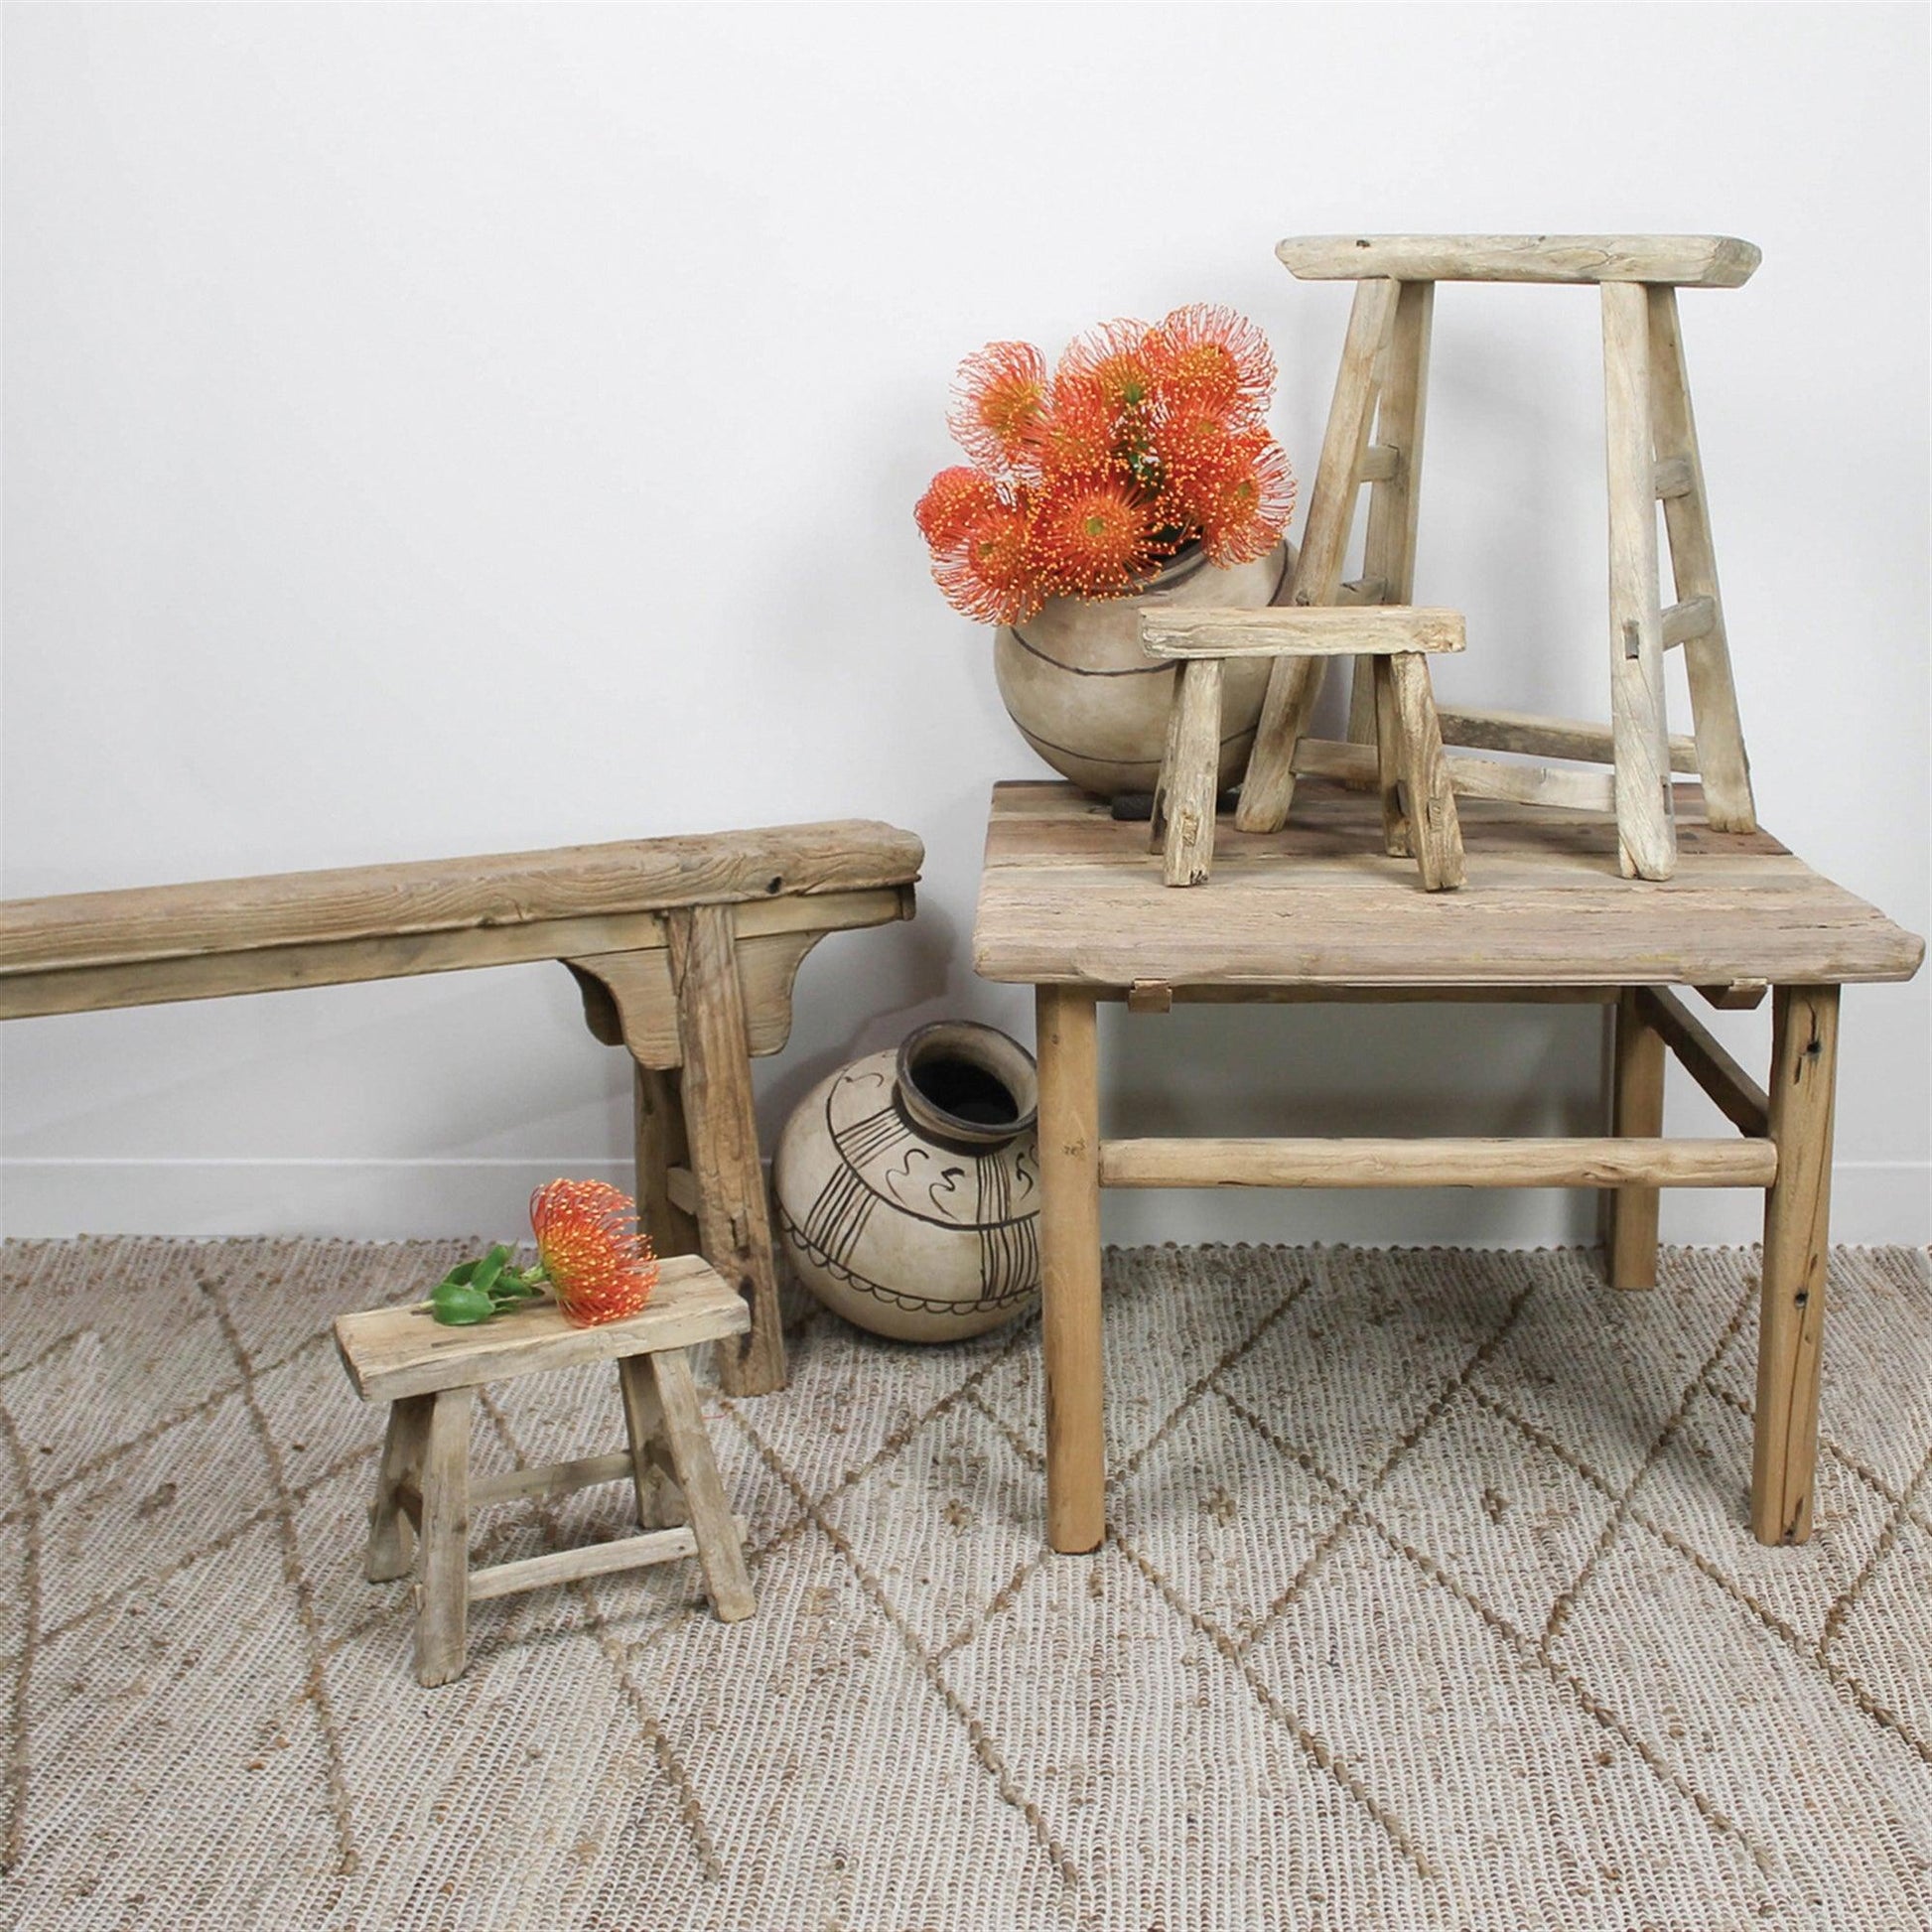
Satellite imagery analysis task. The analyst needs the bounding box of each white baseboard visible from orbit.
[3,1157,1926,1246]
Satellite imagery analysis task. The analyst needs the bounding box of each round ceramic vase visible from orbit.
[772,1023,1039,1343]
[992,539,1294,799]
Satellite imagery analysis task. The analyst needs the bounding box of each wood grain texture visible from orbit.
[1237,277,1399,833]
[1276,234,1761,288]
[1605,989,1667,1289]
[634,1066,700,1257]
[649,1349,756,1621]
[364,1394,432,1584]
[1159,658,1223,887]
[667,903,787,1396]
[1036,983,1104,1555]
[1097,1135,1775,1189]
[0,823,923,976]
[1635,985,1770,1137]
[972,782,1924,990]
[1649,284,1756,830]
[414,1388,474,1688]
[1347,282,1436,749]
[1601,279,1677,881]
[334,1253,748,1404]
[1390,652,1464,890]
[1290,736,1618,814]
[1141,606,1464,659]
[466,1524,704,1604]
[1753,985,1839,1545]
[1437,707,1699,775]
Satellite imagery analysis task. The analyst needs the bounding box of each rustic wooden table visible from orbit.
[972,779,1922,1555]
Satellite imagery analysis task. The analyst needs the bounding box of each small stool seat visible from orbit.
[336,1254,756,1686]
[1142,605,1467,890]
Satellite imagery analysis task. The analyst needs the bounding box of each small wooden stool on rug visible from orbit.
[335,1255,755,1687]
[1142,605,1467,890]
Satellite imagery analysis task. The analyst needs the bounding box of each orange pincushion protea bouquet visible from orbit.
[916,306,1297,625]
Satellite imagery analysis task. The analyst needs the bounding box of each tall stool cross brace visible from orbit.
[1238,234,1758,882]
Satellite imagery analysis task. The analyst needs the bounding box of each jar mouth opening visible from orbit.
[896,1024,1038,1148]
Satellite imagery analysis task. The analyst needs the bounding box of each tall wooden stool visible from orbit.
[335,1255,756,1687]
[1143,606,1466,890]
[1237,234,1759,883]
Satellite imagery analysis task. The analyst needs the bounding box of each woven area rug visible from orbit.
[0,1239,1926,1929]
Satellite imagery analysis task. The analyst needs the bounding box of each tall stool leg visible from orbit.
[365,1394,433,1583]
[1238,278,1400,833]
[1753,985,1839,1545]
[1037,983,1104,1554]
[1349,280,1436,750]
[1648,286,1756,832]
[647,1351,755,1621]
[618,1353,678,1531]
[1606,988,1666,1289]
[634,1065,700,1262]
[415,1387,474,1688]
[1601,280,1677,881]
[668,904,787,1396]
[1389,652,1464,890]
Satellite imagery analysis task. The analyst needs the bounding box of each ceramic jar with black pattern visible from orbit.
[772,1022,1038,1343]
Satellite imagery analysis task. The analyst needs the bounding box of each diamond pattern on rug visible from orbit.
[0,1236,1928,1930]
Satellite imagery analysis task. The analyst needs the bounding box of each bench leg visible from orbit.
[668,903,787,1397]
[365,1393,432,1583]
[1752,985,1839,1546]
[1371,655,1409,858]
[415,1387,474,1688]
[648,1351,755,1622]
[1605,988,1666,1289]
[634,1064,700,1262]
[1037,983,1105,1555]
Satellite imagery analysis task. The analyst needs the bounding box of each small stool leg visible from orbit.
[618,1354,678,1531]
[415,1387,474,1688]
[1371,655,1409,858]
[365,1394,433,1583]
[1605,989,1666,1289]
[1753,986,1839,1546]
[1389,652,1464,890]
[1162,657,1225,887]
[648,1351,755,1621]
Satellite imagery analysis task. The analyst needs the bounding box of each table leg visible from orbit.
[1606,988,1666,1288]
[1752,984,1839,1545]
[1036,983,1104,1554]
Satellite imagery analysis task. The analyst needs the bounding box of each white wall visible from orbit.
[4,3,1927,1247]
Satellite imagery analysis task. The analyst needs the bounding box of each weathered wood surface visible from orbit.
[1437,706,1699,775]
[1097,1135,1775,1190]
[1037,983,1104,1555]
[1141,606,1465,659]
[1390,651,1465,890]
[335,1253,747,1404]
[1605,989,1667,1289]
[1754,985,1839,1545]
[972,782,1924,990]
[1277,234,1761,288]
[414,1388,474,1688]
[0,822,924,979]
[1636,984,1770,1137]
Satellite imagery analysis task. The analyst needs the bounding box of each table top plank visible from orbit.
[973,782,1922,989]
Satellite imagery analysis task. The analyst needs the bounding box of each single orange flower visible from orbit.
[1150,409,1246,529]
[1053,318,1163,421]
[528,1178,658,1326]
[1197,431,1298,567]
[1030,475,1160,600]
[948,341,1049,476]
[933,496,1038,625]
[915,466,1003,550]
[1152,304,1277,425]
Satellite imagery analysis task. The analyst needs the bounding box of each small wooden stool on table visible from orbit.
[336,1255,755,1686]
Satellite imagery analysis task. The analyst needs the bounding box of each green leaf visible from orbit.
[431,1280,495,1326]
[471,1248,507,1298]
[444,1259,481,1287]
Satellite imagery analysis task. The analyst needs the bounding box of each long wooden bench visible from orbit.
[0,820,924,1394]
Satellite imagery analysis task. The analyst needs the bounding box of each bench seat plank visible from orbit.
[1276,234,1762,289]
